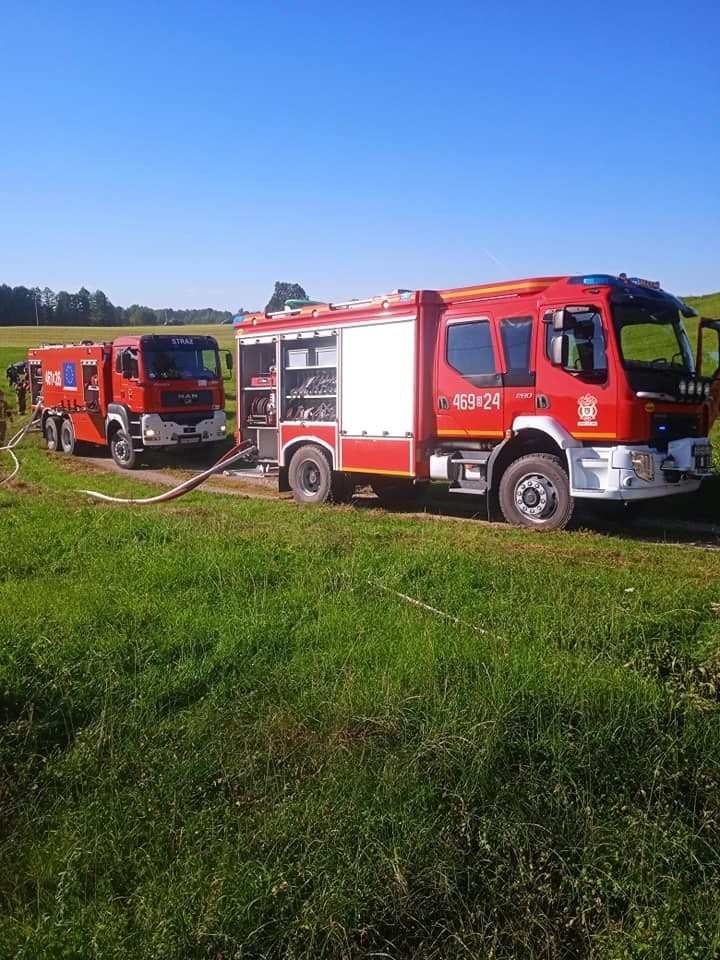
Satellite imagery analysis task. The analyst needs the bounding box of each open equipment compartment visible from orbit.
[282,333,337,423]
[239,337,279,462]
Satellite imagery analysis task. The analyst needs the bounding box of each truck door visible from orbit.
[114,346,140,407]
[698,318,720,429]
[536,303,617,442]
[435,314,505,440]
[497,314,536,424]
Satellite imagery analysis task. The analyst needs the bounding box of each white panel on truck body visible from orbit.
[340,319,415,436]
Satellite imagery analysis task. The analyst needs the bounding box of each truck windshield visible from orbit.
[611,301,695,374]
[144,344,221,381]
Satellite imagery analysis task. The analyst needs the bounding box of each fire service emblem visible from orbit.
[577,394,598,427]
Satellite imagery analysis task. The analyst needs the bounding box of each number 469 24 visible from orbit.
[452,392,501,411]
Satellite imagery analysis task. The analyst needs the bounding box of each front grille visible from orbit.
[159,411,213,427]
[651,413,700,451]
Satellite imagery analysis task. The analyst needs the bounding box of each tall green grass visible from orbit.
[2,444,720,958]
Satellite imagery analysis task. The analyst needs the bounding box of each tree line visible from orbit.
[0,284,234,327]
[0,280,312,327]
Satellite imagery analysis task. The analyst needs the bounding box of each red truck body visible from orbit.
[29,334,227,468]
[235,274,716,529]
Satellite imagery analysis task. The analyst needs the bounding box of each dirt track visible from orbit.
[76,449,280,498]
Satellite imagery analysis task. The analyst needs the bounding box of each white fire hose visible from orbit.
[0,399,257,503]
[78,439,257,504]
[0,399,44,486]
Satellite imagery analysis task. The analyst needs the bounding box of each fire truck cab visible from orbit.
[235,275,715,530]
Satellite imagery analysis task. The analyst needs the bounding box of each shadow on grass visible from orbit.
[350,476,720,545]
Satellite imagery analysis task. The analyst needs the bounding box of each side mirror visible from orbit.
[552,309,566,332]
[225,351,233,371]
[120,351,132,378]
[550,334,567,367]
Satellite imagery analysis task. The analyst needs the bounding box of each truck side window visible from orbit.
[500,316,534,386]
[116,348,139,379]
[447,320,499,387]
[545,308,608,383]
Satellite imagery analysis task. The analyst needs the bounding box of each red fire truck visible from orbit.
[29,334,229,468]
[235,274,718,530]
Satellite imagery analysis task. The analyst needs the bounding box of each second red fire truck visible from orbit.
[29,333,229,468]
[235,273,718,530]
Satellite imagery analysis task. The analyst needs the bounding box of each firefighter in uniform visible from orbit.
[0,389,13,445]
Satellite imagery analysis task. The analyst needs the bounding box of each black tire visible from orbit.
[60,418,75,455]
[498,453,573,531]
[371,478,424,507]
[288,444,332,504]
[44,417,61,452]
[110,429,139,470]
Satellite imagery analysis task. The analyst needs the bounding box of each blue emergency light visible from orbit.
[569,274,664,291]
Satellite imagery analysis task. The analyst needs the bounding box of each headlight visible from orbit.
[630,451,655,482]
[220,424,227,434]
[679,379,687,396]
[144,428,157,439]
[704,381,711,398]
[687,380,696,397]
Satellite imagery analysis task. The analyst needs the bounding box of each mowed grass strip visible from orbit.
[2,451,720,959]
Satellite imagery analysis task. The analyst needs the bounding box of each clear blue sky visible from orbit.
[1,0,718,311]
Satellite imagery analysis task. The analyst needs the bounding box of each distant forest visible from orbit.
[0,283,235,327]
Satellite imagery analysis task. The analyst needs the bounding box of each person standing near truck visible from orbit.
[0,388,13,445]
[15,377,28,415]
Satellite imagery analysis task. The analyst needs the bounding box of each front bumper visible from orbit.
[140,411,227,447]
[568,438,712,501]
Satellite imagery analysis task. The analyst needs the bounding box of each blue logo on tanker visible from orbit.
[62,362,77,389]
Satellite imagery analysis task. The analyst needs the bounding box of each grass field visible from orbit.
[1,319,720,958]
[686,292,720,319]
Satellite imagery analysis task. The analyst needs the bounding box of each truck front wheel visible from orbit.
[44,417,61,452]
[498,454,573,531]
[110,429,139,470]
[288,444,332,504]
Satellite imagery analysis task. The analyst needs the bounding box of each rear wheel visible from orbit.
[110,429,139,470]
[288,444,332,504]
[498,454,573,531]
[44,417,61,452]
[60,418,75,455]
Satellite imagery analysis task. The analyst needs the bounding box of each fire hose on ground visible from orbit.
[78,439,257,504]
[0,399,44,486]
[0,401,257,504]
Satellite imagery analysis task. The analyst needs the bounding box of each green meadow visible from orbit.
[1,314,720,958]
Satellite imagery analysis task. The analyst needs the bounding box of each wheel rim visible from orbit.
[513,473,559,522]
[114,435,131,463]
[297,459,321,496]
